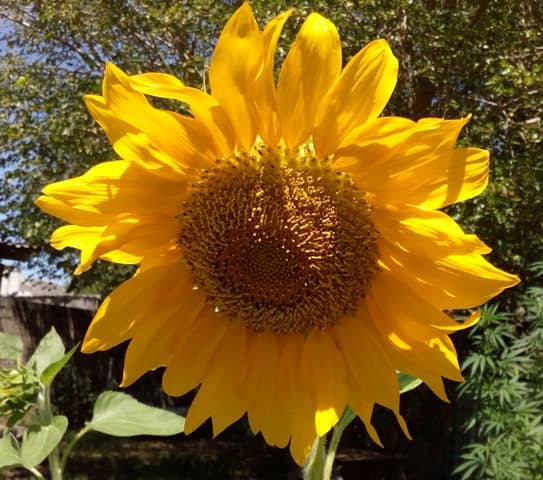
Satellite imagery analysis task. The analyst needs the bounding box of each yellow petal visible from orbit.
[333,116,415,171]
[245,331,275,435]
[53,216,177,274]
[351,116,466,176]
[40,160,188,219]
[121,287,206,386]
[81,257,185,353]
[346,116,489,208]
[245,330,290,448]
[407,147,490,209]
[51,224,105,272]
[378,238,520,309]
[366,146,489,209]
[209,2,262,150]
[372,203,491,259]
[40,191,178,272]
[368,273,465,381]
[162,307,228,397]
[335,308,412,441]
[277,13,341,148]
[254,10,292,145]
[36,195,104,227]
[314,39,398,157]
[50,224,103,253]
[39,159,185,271]
[345,380,383,447]
[334,306,400,413]
[85,63,213,173]
[184,321,248,436]
[301,330,347,436]
[128,72,235,156]
[280,334,316,466]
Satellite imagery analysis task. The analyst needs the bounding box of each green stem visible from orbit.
[59,425,90,473]
[323,412,354,480]
[303,434,327,480]
[26,466,45,479]
[36,384,62,480]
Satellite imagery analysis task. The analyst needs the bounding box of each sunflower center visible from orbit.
[178,144,378,334]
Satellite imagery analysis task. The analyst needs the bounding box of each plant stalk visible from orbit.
[303,434,327,480]
[38,384,62,480]
[26,466,45,479]
[59,425,90,473]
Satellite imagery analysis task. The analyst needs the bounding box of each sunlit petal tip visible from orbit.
[365,38,399,69]
[101,62,132,97]
[119,368,137,388]
[80,337,101,354]
[73,264,89,275]
[82,93,104,110]
[104,61,124,81]
[34,195,48,210]
[435,309,481,333]
[305,12,338,34]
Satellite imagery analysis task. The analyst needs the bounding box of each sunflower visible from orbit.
[36,3,519,465]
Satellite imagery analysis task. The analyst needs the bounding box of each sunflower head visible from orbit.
[179,143,378,335]
[36,2,519,465]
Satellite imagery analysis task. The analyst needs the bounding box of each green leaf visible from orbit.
[40,343,79,387]
[26,327,65,378]
[0,332,23,362]
[398,372,423,394]
[0,433,21,469]
[88,391,184,437]
[19,416,68,469]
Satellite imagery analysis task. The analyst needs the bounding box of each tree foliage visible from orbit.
[1,0,541,292]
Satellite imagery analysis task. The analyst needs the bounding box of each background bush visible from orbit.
[454,262,543,479]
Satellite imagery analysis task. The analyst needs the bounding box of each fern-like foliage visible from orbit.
[453,262,543,480]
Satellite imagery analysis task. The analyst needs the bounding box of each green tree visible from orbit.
[1,1,541,293]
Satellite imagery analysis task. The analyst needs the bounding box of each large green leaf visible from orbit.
[87,391,184,437]
[0,332,23,362]
[19,416,68,469]
[0,433,21,469]
[26,327,65,378]
[40,343,79,387]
